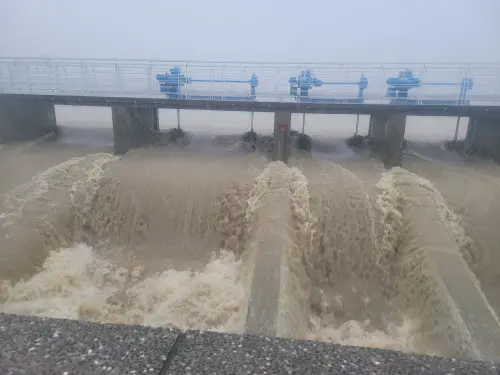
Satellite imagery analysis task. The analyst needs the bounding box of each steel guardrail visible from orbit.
[0,58,499,106]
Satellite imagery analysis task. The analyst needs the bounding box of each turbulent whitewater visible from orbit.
[1,133,500,360]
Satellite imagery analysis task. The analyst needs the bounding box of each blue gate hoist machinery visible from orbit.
[386,69,473,104]
[156,67,259,101]
[288,70,368,103]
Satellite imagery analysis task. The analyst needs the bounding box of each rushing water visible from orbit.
[1,119,500,360]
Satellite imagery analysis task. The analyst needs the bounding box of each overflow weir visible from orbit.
[1,59,500,373]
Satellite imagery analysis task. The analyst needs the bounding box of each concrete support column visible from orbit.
[383,113,407,168]
[273,111,291,163]
[0,98,57,143]
[465,117,476,144]
[152,106,160,132]
[368,113,389,154]
[465,117,500,161]
[111,104,158,154]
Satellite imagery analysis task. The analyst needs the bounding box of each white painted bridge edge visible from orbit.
[0,58,500,105]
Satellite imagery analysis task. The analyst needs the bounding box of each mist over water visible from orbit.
[1,109,500,360]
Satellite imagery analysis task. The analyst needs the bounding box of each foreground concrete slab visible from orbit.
[1,313,499,375]
[169,330,499,375]
[0,313,179,375]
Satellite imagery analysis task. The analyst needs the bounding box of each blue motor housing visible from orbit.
[289,70,368,101]
[156,67,258,99]
[386,69,474,103]
[359,74,368,90]
[156,67,190,97]
[386,69,420,98]
[288,70,323,97]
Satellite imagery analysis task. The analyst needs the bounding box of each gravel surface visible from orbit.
[0,313,179,375]
[1,313,499,375]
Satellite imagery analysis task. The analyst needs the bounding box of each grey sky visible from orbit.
[1,0,499,62]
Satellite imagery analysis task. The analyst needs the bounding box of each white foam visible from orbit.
[0,244,245,332]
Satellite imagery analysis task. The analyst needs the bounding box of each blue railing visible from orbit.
[0,58,499,106]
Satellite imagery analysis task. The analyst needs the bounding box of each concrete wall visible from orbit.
[273,111,292,163]
[367,112,407,168]
[383,113,407,168]
[0,98,57,143]
[111,105,158,154]
[466,117,500,161]
[368,113,389,155]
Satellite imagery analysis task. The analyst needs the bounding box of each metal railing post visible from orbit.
[115,62,120,96]
[453,117,461,143]
[147,61,152,97]
[8,62,14,93]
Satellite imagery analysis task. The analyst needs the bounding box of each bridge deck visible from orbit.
[2,93,500,117]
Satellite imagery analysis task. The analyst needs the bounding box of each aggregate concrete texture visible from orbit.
[0,313,179,375]
[1,313,499,375]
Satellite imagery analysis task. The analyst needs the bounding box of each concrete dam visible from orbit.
[1,58,500,374]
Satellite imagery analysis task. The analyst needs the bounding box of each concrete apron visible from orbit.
[399,177,500,361]
[245,164,500,360]
[244,184,293,337]
[244,165,309,339]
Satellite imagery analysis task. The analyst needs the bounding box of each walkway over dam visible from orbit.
[1,58,500,166]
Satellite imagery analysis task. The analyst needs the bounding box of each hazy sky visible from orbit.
[1,0,499,62]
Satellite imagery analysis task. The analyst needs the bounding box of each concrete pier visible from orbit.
[465,117,500,161]
[368,113,389,154]
[367,112,407,168]
[383,113,407,168]
[273,111,291,163]
[111,104,158,154]
[368,112,406,168]
[0,98,57,143]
